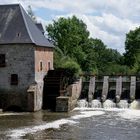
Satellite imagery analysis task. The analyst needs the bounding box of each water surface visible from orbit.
[0,109,140,140]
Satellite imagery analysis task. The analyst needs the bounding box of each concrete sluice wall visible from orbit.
[79,75,140,109]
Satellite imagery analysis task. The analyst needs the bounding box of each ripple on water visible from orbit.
[7,110,105,139]
[7,119,77,139]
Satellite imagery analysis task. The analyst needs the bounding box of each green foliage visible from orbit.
[124,26,140,66]
[57,58,81,79]
[47,16,94,72]
[46,15,128,76]
[90,38,122,74]
[105,63,131,75]
[131,53,140,74]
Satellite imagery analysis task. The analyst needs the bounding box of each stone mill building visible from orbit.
[0,4,54,111]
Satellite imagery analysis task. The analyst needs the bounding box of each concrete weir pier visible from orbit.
[80,75,140,109]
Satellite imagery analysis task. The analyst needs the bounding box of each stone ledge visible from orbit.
[56,96,70,112]
[0,109,3,113]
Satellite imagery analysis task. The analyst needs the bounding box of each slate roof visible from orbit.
[0,4,54,48]
[36,23,45,35]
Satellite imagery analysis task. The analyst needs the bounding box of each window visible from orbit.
[11,74,18,85]
[48,62,51,70]
[0,54,6,67]
[40,61,43,71]
[16,33,21,37]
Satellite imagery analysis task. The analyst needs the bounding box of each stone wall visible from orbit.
[0,44,54,111]
[0,44,35,110]
[0,44,35,92]
[56,78,82,112]
[27,84,43,111]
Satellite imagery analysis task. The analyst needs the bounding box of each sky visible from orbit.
[0,0,140,53]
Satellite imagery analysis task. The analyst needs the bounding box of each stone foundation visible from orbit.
[0,92,27,111]
[56,79,82,112]
[27,83,43,112]
[56,96,70,112]
[0,83,43,112]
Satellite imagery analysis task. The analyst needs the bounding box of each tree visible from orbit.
[124,26,140,66]
[46,16,124,75]
[27,5,37,22]
[46,16,95,72]
[105,63,130,75]
[131,52,140,74]
[90,38,122,74]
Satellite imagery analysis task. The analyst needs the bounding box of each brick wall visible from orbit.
[35,47,53,82]
[34,46,54,111]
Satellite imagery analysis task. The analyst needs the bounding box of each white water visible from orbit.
[5,99,140,139]
[130,100,140,109]
[8,119,77,139]
[118,109,140,120]
[71,111,105,119]
[91,100,102,108]
[117,100,129,109]
[77,99,88,108]
[77,99,140,109]
[0,112,29,116]
[103,99,116,108]
[7,110,105,139]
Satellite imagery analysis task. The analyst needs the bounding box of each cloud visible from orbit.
[0,0,139,53]
[10,0,139,20]
[81,13,139,53]
[53,13,139,53]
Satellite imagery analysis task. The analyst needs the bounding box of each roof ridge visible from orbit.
[0,3,20,6]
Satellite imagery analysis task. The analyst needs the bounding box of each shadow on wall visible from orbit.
[4,105,23,112]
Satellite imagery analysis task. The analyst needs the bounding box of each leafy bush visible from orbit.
[60,59,82,79]
[105,63,131,75]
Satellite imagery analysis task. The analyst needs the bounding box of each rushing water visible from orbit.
[77,99,88,108]
[117,100,129,108]
[0,108,140,140]
[130,100,140,109]
[91,100,102,108]
[103,99,116,108]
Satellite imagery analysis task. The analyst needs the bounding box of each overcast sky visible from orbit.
[0,0,140,53]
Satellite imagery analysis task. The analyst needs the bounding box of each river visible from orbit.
[0,108,140,140]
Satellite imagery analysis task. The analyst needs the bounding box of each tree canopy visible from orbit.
[124,26,140,66]
[47,16,95,73]
[46,15,136,76]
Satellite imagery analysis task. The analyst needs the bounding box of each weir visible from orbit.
[88,76,95,106]
[79,75,140,109]
[130,76,136,101]
[101,76,109,102]
[116,76,122,103]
